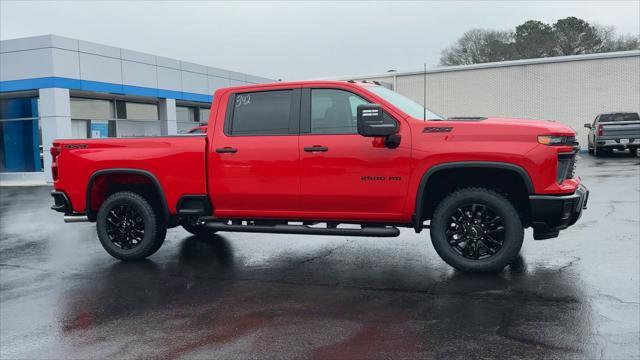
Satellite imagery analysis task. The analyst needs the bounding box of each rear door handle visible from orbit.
[304,146,328,152]
[216,147,238,153]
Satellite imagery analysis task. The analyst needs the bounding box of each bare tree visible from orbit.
[439,17,639,66]
[596,25,640,52]
[440,29,513,66]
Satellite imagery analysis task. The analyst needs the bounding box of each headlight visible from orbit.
[538,135,576,145]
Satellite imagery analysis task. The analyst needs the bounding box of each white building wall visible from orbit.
[79,52,123,84]
[122,60,157,88]
[157,66,182,92]
[0,48,54,81]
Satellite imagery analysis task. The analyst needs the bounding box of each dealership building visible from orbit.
[344,50,640,149]
[0,35,273,184]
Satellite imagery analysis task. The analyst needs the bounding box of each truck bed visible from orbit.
[53,136,207,214]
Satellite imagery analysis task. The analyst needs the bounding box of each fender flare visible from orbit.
[86,168,169,222]
[412,161,534,232]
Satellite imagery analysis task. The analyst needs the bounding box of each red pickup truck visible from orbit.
[50,80,588,273]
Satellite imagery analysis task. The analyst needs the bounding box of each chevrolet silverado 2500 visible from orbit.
[50,81,589,273]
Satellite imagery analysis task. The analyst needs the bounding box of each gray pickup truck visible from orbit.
[585,112,640,156]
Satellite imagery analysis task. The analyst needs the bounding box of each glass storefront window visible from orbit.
[200,108,211,123]
[177,106,195,122]
[70,98,117,139]
[125,102,158,121]
[71,119,88,139]
[71,119,118,139]
[70,98,114,119]
[117,120,161,137]
[0,97,41,172]
[177,106,198,133]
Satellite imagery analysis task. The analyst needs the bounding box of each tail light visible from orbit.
[50,143,60,181]
[597,125,604,137]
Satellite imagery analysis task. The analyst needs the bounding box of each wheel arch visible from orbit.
[413,162,534,232]
[86,168,169,223]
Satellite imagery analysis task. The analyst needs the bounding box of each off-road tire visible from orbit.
[430,187,524,273]
[96,191,167,261]
[594,146,612,157]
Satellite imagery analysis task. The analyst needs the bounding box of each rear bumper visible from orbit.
[51,191,72,214]
[596,138,639,148]
[529,184,589,240]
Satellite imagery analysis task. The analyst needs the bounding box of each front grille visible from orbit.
[565,136,578,146]
[567,154,577,179]
[557,151,578,183]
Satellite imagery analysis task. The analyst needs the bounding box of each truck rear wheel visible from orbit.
[429,187,524,273]
[594,146,610,157]
[96,191,167,261]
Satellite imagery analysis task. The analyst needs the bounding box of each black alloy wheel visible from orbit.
[96,191,166,261]
[430,187,524,273]
[106,203,145,250]
[445,203,505,260]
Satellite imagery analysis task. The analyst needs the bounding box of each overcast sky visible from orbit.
[1,1,639,80]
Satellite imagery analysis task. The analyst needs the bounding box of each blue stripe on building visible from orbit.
[0,77,213,103]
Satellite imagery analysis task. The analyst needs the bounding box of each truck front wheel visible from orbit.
[430,187,524,273]
[96,191,167,261]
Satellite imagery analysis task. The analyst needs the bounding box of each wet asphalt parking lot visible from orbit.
[1,153,639,359]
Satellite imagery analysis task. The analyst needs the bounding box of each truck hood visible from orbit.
[454,116,576,135]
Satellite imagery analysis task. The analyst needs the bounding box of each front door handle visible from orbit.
[304,146,328,152]
[216,147,238,153]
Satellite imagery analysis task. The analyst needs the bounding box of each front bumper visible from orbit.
[529,184,589,240]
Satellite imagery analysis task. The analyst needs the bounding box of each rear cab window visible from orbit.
[225,90,298,136]
[598,113,640,122]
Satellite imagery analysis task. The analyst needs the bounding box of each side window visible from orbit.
[311,89,368,134]
[592,116,599,127]
[230,90,292,135]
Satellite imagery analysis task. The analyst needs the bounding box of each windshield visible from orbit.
[367,86,443,120]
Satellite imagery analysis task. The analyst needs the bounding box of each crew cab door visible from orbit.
[208,88,301,218]
[298,87,412,222]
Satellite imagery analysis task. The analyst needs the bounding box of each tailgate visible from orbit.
[601,121,640,137]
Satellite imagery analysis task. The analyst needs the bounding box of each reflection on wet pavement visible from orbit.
[1,155,638,359]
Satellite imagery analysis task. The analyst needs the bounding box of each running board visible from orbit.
[203,223,400,237]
